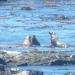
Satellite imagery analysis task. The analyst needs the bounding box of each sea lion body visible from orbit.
[23,35,32,47]
[49,32,69,48]
[32,35,40,46]
[23,35,40,47]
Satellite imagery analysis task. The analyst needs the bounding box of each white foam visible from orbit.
[3,50,20,55]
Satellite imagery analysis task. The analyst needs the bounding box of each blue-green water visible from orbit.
[15,66,75,75]
[0,0,75,74]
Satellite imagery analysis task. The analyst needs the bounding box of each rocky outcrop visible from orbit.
[51,59,75,65]
[21,7,32,11]
[65,72,75,75]
[0,0,7,1]
[11,70,43,75]
[7,51,74,66]
[0,58,7,71]
[0,51,75,66]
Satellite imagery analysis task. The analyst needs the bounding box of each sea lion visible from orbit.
[23,35,32,47]
[49,32,69,48]
[32,35,40,46]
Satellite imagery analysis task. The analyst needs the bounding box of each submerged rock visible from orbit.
[21,7,32,11]
[0,0,7,1]
[55,15,69,20]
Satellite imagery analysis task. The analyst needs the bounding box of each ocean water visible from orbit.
[0,0,75,74]
[15,66,75,75]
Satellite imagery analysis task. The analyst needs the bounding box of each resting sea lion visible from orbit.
[49,32,69,48]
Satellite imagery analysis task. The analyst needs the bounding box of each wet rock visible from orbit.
[50,59,68,65]
[70,55,75,58]
[1,51,75,66]
[50,59,75,65]
[56,15,69,20]
[0,0,7,1]
[29,70,43,75]
[18,63,28,66]
[14,70,43,75]
[21,7,32,11]
[0,58,7,71]
[65,72,75,75]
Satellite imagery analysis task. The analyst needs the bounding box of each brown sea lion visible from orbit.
[23,35,40,47]
[49,32,69,48]
[23,35,32,47]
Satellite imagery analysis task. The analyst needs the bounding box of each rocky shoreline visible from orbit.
[0,51,75,75]
[0,51,75,66]
[0,70,75,75]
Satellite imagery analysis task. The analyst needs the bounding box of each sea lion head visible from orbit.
[49,32,56,35]
[49,32,57,40]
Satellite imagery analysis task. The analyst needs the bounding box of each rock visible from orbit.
[29,70,43,75]
[0,58,7,71]
[0,58,7,65]
[0,0,6,1]
[65,72,75,75]
[18,63,28,66]
[50,59,75,65]
[57,15,69,20]
[21,7,32,11]
[1,51,75,66]
[0,65,5,71]
[14,70,43,75]
[70,55,75,58]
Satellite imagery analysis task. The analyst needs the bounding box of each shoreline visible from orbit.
[0,50,75,66]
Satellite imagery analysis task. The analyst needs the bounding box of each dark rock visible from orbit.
[0,58,6,65]
[13,70,43,75]
[70,55,75,58]
[57,15,69,20]
[52,14,69,20]
[21,7,32,11]
[51,59,75,65]
[29,70,43,75]
[0,0,7,1]
[18,63,28,66]
[0,65,5,71]
[0,58,7,71]
[65,72,75,75]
